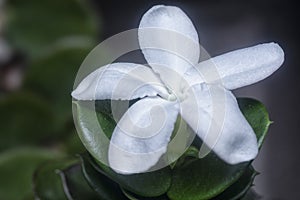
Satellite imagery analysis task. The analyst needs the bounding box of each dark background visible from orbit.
[93,0,299,199]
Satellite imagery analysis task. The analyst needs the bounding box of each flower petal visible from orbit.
[180,84,258,164]
[108,96,179,174]
[182,66,205,89]
[197,43,284,89]
[72,63,169,100]
[138,5,200,82]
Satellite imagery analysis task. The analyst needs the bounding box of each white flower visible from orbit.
[72,5,284,174]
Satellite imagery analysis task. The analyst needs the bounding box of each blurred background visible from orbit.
[0,0,299,199]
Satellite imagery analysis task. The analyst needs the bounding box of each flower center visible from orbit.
[165,88,186,102]
[167,93,177,101]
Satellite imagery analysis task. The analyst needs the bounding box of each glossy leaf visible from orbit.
[212,166,258,200]
[6,0,97,58]
[59,163,99,200]
[83,153,172,197]
[237,98,271,148]
[80,154,127,200]
[0,148,61,200]
[33,159,77,200]
[122,188,170,200]
[34,158,99,200]
[167,153,249,200]
[167,98,270,200]
[72,101,113,165]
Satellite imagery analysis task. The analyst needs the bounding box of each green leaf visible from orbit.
[167,153,249,200]
[80,154,127,200]
[212,166,258,200]
[6,0,97,58]
[122,188,170,200]
[72,101,113,164]
[0,148,62,200]
[96,108,116,139]
[34,158,99,200]
[237,98,271,148]
[58,163,99,200]
[83,153,172,197]
[0,92,55,150]
[33,159,77,200]
[167,98,270,200]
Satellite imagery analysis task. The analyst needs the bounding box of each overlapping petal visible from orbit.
[72,63,169,100]
[138,5,200,86]
[108,97,179,174]
[180,84,258,164]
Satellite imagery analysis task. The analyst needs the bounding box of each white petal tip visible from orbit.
[224,137,259,165]
[226,148,258,165]
[211,42,285,89]
[71,88,92,101]
[140,5,199,43]
[71,76,96,101]
[263,42,285,67]
[71,90,80,100]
